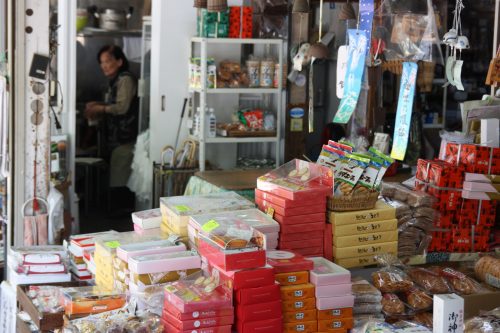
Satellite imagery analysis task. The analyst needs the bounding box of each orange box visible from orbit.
[317,308,353,320]
[283,309,317,323]
[283,320,317,333]
[282,298,316,312]
[318,318,354,331]
[275,271,309,286]
[281,283,315,301]
[64,297,126,315]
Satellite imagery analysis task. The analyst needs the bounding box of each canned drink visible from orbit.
[260,60,275,88]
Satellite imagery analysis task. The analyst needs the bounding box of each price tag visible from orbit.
[104,241,121,249]
[201,219,220,233]
[174,205,191,213]
[266,207,275,218]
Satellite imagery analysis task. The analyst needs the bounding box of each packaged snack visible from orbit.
[356,155,384,191]
[412,312,433,328]
[368,147,395,189]
[60,286,126,315]
[405,288,433,311]
[372,255,414,293]
[317,145,346,175]
[430,266,482,295]
[352,278,382,303]
[464,307,500,333]
[353,302,383,315]
[475,256,500,289]
[334,154,370,196]
[407,268,451,294]
[381,293,405,316]
[329,140,354,153]
[308,257,351,285]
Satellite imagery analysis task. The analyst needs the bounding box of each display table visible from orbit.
[184,169,271,201]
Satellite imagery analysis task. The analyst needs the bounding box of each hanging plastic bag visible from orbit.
[47,184,64,244]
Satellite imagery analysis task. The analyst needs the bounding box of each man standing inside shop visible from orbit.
[84,45,138,215]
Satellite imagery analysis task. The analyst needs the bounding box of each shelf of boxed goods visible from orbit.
[190,37,284,171]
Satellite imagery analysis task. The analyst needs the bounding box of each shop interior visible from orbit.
[0,0,499,332]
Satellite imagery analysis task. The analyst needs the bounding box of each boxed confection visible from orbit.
[128,251,201,275]
[316,294,355,311]
[282,297,316,312]
[236,300,282,322]
[197,8,229,38]
[465,173,500,183]
[59,286,126,315]
[293,246,324,257]
[229,6,252,38]
[317,308,354,320]
[333,230,398,248]
[334,255,393,269]
[236,284,281,305]
[280,230,325,242]
[279,238,323,251]
[255,188,327,208]
[443,143,500,175]
[266,250,314,273]
[308,257,351,286]
[68,231,119,257]
[132,208,162,229]
[116,239,186,262]
[280,283,315,301]
[280,222,326,234]
[416,159,465,188]
[327,200,396,226]
[163,303,234,321]
[272,211,326,225]
[162,310,234,331]
[208,263,275,290]
[283,321,318,333]
[333,241,398,259]
[433,294,464,333]
[315,283,352,298]
[162,320,231,333]
[257,159,333,201]
[236,317,282,333]
[318,317,354,331]
[282,309,317,323]
[463,181,500,193]
[275,271,310,286]
[160,192,254,237]
[256,196,325,216]
[332,219,397,236]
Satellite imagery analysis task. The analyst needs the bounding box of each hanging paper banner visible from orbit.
[333,30,368,124]
[359,0,375,56]
[336,45,348,99]
[390,62,418,161]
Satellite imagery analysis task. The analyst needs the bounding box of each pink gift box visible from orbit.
[164,281,232,313]
[128,251,201,274]
[255,188,327,208]
[463,181,500,193]
[308,257,351,286]
[162,310,234,331]
[315,283,352,298]
[116,240,186,262]
[256,197,325,216]
[161,320,231,333]
[316,294,355,311]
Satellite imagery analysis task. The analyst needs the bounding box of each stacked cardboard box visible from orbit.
[132,208,162,235]
[309,257,354,333]
[256,160,333,258]
[267,250,317,333]
[197,8,230,38]
[328,201,397,268]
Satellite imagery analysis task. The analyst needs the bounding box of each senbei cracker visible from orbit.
[334,154,370,196]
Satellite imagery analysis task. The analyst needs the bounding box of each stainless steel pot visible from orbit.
[94,7,133,31]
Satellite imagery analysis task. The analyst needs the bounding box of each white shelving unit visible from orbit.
[190,37,284,171]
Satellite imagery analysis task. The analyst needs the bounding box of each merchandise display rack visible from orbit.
[189,37,284,171]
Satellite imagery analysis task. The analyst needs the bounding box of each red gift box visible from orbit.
[293,246,324,257]
[198,236,266,272]
[236,300,282,322]
[208,264,275,290]
[273,212,326,225]
[229,6,253,39]
[429,160,465,189]
[279,238,323,251]
[163,302,234,321]
[443,143,500,175]
[452,227,472,252]
[279,230,325,242]
[161,320,231,333]
[236,284,281,305]
[162,310,234,331]
[256,197,325,217]
[430,232,452,252]
[280,222,326,234]
[324,223,333,261]
[266,250,314,273]
[255,189,327,209]
[236,317,283,333]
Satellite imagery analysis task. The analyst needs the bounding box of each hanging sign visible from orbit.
[336,45,348,99]
[390,62,418,161]
[359,0,375,56]
[333,30,368,124]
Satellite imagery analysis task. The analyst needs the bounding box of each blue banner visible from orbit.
[359,0,375,56]
[391,62,418,161]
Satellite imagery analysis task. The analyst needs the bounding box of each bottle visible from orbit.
[207,108,216,138]
[193,107,201,137]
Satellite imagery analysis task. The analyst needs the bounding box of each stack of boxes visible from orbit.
[131,208,162,235]
[160,192,255,247]
[197,8,229,38]
[351,278,383,326]
[328,201,397,268]
[229,6,253,38]
[267,250,317,333]
[256,159,333,258]
[416,142,499,253]
[309,257,354,333]
[162,275,234,333]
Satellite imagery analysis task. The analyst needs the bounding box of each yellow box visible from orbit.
[161,219,188,237]
[333,241,398,259]
[332,219,397,237]
[328,200,395,226]
[161,208,190,235]
[275,271,309,286]
[333,230,398,248]
[334,252,397,268]
[281,283,315,301]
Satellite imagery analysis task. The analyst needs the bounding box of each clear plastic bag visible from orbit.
[352,277,383,303]
[375,0,442,63]
[407,267,451,294]
[465,307,500,333]
[429,266,484,295]
[354,302,383,315]
[372,255,414,293]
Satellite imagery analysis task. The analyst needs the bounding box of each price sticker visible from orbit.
[104,241,120,249]
[174,205,191,213]
[266,207,275,218]
[201,219,220,233]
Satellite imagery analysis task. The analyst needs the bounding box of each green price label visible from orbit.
[174,205,191,213]
[201,219,220,233]
[104,241,121,249]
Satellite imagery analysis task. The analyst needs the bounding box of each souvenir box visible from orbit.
[280,230,324,242]
[316,295,355,311]
[128,251,201,274]
[315,284,352,298]
[132,208,162,229]
[463,181,500,193]
[60,286,126,315]
[275,271,310,285]
[318,318,354,331]
[282,297,316,312]
[462,190,500,200]
[236,300,282,322]
[465,173,500,183]
[333,241,398,259]
[280,222,325,234]
[236,317,282,333]
[433,294,464,333]
[416,159,464,188]
[10,246,67,267]
[308,257,351,286]
[279,238,323,251]
[317,308,353,320]
[283,320,318,333]
[324,223,334,261]
[163,303,234,321]
[334,254,395,269]
[257,159,333,201]
[208,263,275,290]
[272,211,325,225]
[266,250,314,273]
[443,143,500,175]
[162,320,231,333]
[162,310,234,331]
[327,201,396,226]
[333,230,398,248]
[255,188,327,208]
[280,283,315,301]
[164,279,232,313]
[282,309,317,323]
[229,6,253,39]
[130,268,201,288]
[293,246,324,257]
[256,197,325,217]
[197,235,265,272]
[160,192,254,232]
[8,268,71,286]
[236,284,281,305]
[116,239,186,262]
[68,231,119,257]
[331,219,397,237]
